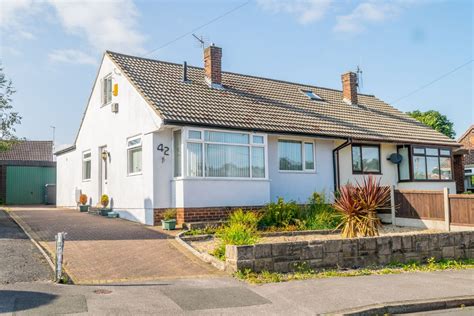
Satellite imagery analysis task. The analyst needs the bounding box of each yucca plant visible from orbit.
[355,176,390,237]
[334,184,363,238]
[334,176,390,238]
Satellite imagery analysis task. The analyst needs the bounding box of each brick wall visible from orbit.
[459,127,474,165]
[225,231,474,273]
[154,206,264,225]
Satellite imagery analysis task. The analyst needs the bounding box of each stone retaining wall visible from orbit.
[225,231,474,273]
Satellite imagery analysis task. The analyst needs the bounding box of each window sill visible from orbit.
[400,179,454,183]
[352,172,382,175]
[127,172,142,177]
[278,170,316,174]
[101,101,112,108]
[82,179,91,182]
[172,177,269,182]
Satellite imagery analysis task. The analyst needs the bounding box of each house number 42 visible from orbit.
[157,144,170,155]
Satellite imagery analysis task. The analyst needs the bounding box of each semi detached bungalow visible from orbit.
[56,45,460,225]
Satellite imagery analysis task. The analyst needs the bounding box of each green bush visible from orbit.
[228,209,259,229]
[259,197,302,228]
[212,210,260,260]
[258,194,340,231]
[301,192,341,230]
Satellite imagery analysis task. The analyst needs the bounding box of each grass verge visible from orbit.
[235,258,474,284]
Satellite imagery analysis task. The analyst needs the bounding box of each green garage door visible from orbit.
[6,166,56,205]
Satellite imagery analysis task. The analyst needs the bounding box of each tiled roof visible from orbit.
[0,141,54,161]
[107,51,458,146]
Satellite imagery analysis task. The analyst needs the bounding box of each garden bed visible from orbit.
[187,225,441,256]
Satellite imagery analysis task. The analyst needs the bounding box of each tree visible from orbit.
[0,63,22,151]
[407,110,455,139]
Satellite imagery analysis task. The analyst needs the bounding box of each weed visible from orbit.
[234,258,474,284]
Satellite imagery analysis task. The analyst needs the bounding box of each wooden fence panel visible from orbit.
[395,190,444,220]
[449,194,474,226]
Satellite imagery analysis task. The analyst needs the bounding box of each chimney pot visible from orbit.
[204,45,222,87]
[341,72,358,105]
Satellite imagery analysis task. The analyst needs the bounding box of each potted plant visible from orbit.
[100,194,110,216]
[161,209,177,230]
[79,194,89,212]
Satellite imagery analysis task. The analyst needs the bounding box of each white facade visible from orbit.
[56,55,457,225]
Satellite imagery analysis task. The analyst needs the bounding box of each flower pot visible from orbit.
[100,208,110,216]
[79,205,89,212]
[161,219,176,230]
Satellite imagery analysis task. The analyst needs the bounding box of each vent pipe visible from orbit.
[182,61,189,82]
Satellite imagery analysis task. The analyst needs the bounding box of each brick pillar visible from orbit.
[341,72,358,105]
[453,154,465,193]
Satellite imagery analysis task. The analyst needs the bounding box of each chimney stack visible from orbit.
[204,44,222,87]
[341,72,358,105]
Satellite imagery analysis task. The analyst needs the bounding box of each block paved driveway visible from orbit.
[8,207,220,284]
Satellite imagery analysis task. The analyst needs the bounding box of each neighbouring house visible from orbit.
[55,45,460,225]
[458,125,474,192]
[0,141,56,205]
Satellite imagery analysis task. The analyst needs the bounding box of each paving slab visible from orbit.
[7,207,221,284]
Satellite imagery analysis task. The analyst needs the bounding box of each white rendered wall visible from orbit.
[56,55,162,225]
[268,135,334,203]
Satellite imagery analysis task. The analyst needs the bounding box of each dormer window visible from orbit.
[301,89,323,101]
[102,74,112,105]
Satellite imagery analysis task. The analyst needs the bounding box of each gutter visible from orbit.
[333,139,352,192]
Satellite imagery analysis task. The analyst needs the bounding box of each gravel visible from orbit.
[0,210,52,284]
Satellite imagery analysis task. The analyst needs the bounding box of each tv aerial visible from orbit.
[356,65,363,91]
[192,33,209,50]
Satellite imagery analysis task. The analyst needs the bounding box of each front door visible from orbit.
[99,146,108,198]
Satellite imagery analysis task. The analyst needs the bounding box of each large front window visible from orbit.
[181,129,266,178]
[412,147,451,180]
[397,145,452,181]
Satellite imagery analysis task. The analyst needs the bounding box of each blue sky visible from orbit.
[0,0,472,146]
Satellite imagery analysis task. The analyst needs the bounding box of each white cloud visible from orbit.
[48,0,146,54]
[334,1,406,33]
[257,0,333,24]
[49,49,98,66]
[0,0,38,39]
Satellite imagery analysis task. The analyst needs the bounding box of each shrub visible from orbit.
[301,192,341,230]
[163,209,176,221]
[213,210,259,260]
[229,209,259,229]
[334,176,390,238]
[100,194,109,208]
[259,198,301,228]
[79,194,88,206]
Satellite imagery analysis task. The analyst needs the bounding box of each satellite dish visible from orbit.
[388,153,403,164]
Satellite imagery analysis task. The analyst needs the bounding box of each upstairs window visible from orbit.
[127,136,142,175]
[102,74,112,105]
[82,151,91,181]
[278,140,315,172]
[352,145,381,174]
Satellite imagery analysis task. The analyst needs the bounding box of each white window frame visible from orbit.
[176,127,268,180]
[82,150,92,181]
[102,74,113,106]
[278,138,316,173]
[127,135,142,176]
